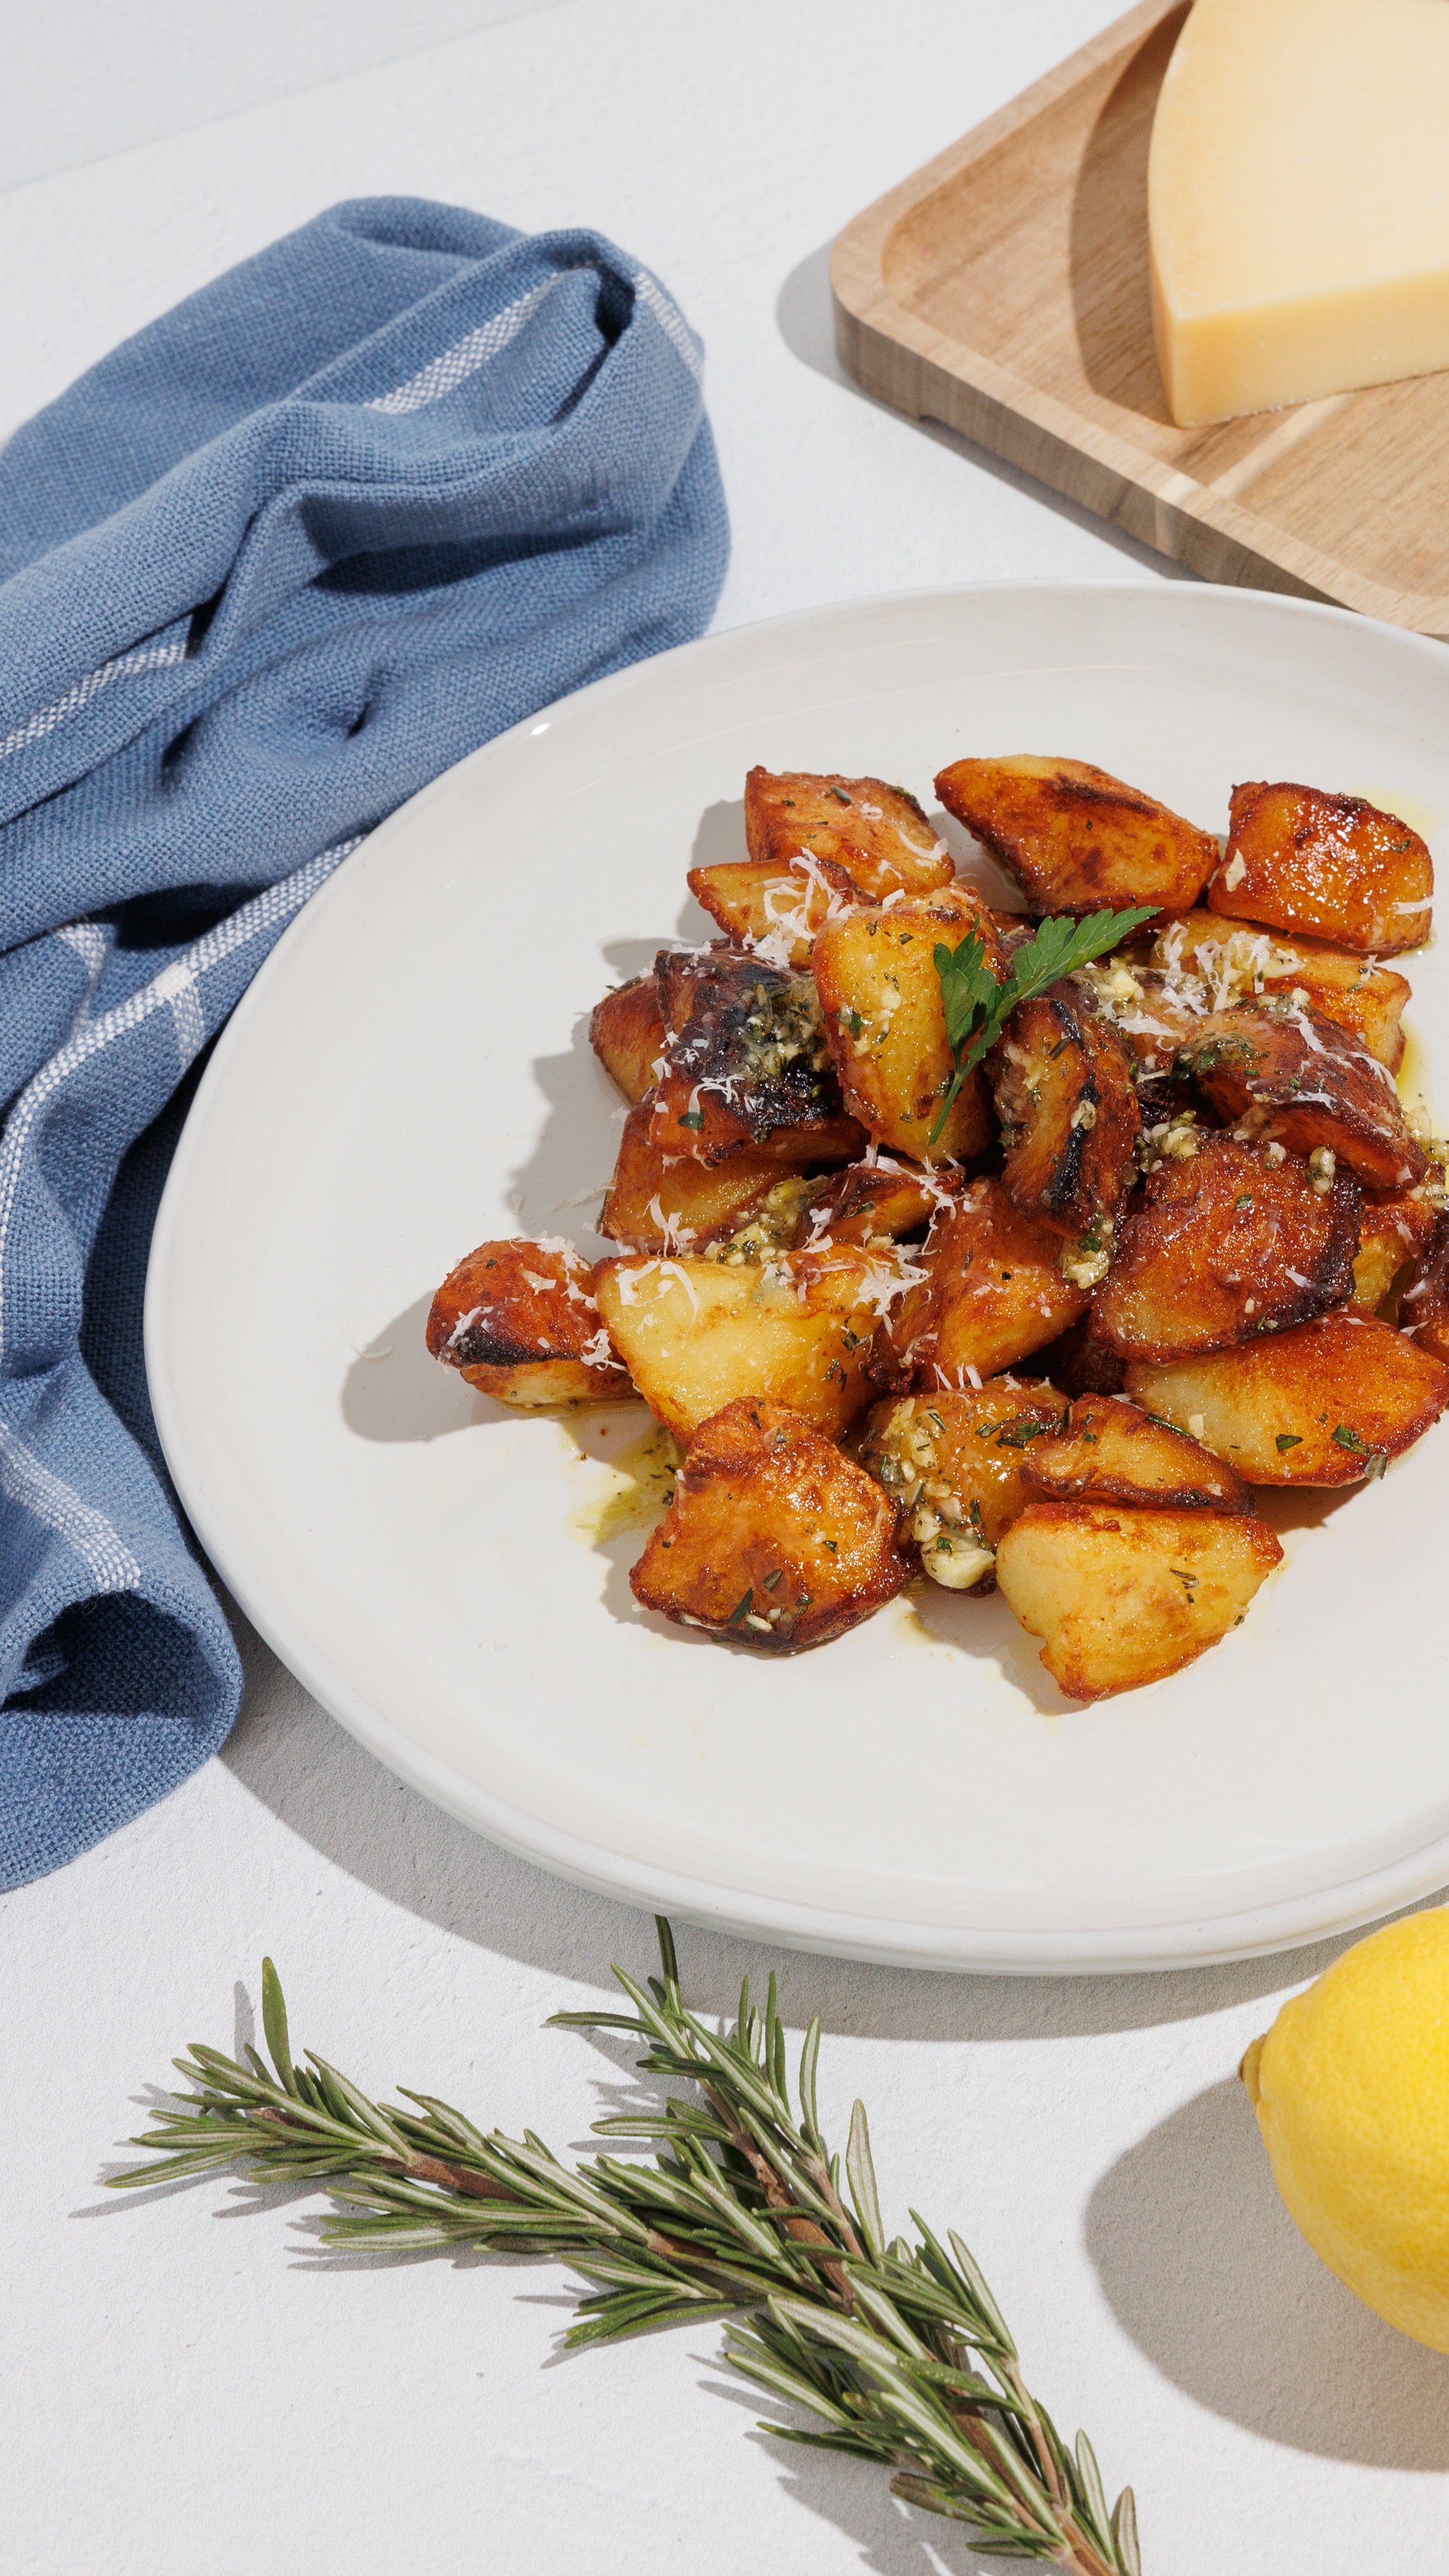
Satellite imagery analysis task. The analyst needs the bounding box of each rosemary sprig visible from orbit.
[111,1920,1139,2575]
[929,907,1158,1146]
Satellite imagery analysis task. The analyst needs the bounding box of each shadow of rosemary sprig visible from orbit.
[110,1919,1138,2574]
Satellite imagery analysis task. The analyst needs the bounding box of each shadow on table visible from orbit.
[774,237,1193,585]
[217,1611,1442,2048]
[1087,2077,1449,2467]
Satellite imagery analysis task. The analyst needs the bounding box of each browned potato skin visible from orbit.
[1125,1312,1449,1485]
[744,768,954,902]
[792,1157,944,1248]
[650,947,864,1169]
[426,1239,627,1404]
[600,1096,787,1252]
[590,977,666,1105]
[630,1399,907,1649]
[1149,911,1411,1071]
[875,1177,1090,1389]
[1399,1211,1449,1361]
[1095,1132,1362,1361]
[1023,1395,1253,1510]
[813,894,1002,1161]
[686,853,864,968]
[1351,1188,1442,1314]
[934,755,1217,916]
[593,1246,890,1439]
[989,983,1142,1252]
[1030,1307,1129,1397]
[1210,783,1434,956]
[996,1501,1282,1700]
[858,1383,1068,1583]
[1178,1003,1427,1193]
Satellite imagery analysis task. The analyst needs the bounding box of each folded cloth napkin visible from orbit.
[0,195,728,1891]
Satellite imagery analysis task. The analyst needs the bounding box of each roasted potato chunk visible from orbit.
[790,1156,945,1249]
[858,1383,1068,1590]
[1125,1312,1449,1485]
[876,1177,1090,1388]
[1095,1132,1361,1361]
[1148,912,1410,1071]
[686,851,864,970]
[426,1238,627,1405]
[934,755,1217,916]
[590,975,666,1105]
[989,984,1142,1271]
[996,1501,1282,1700]
[1177,1002,1426,1193]
[630,1399,907,1649]
[600,1098,788,1253]
[1209,782,1433,956]
[1022,1395,1252,1510]
[593,1246,896,1438]
[1073,960,1207,1076]
[1351,1187,1442,1314]
[744,767,954,902]
[813,894,1003,1160]
[650,947,862,1167]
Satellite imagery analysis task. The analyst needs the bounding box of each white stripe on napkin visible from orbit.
[0,637,187,770]
[369,278,558,416]
[0,1422,141,1595]
[0,834,361,1364]
[631,268,704,382]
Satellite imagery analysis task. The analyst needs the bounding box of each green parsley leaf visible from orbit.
[1275,1432,1303,1453]
[928,905,1158,1147]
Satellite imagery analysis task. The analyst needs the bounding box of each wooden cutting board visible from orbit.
[831,0,1449,639]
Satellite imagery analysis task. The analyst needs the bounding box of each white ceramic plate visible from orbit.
[147,583,1449,1973]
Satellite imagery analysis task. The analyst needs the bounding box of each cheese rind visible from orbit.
[1149,0,1449,427]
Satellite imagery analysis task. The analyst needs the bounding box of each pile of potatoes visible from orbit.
[426,759,1449,1701]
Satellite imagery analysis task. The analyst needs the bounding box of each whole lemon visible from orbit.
[1241,1906,1449,2350]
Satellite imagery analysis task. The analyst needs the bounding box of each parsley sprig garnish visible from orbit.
[929,907,1158,1147]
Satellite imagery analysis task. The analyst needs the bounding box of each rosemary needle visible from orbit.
[111,1919,1140,2575]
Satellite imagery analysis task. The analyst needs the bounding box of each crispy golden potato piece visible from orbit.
[996,1501,1282,1701]
[426,1238,627,1405]
[590,976,666,1105]
[1074,961,1207,1076]
[745,767,954,902]
[593,1246,897,1438]
[1125,1312,1449,1485]
[1095,1132,1361,1361]
[989,984,1142,1272]
[934,755,1217,916]
[1210,782,1434,956]
[650,947,862,1168]
[1400,1210,1449,1361]
[1351,1187,1442,1314]
[686,851,864,969]
[791,1156,945,1248]
[876,1177,1090,1388]
[858,1383,1068,1590]
[630,1399,907,1649]
[1023,1394,1253,1510]
[1177,1002,1427,1193]
[1148,912,1410,1071]
[812,893,1002,1161]
[600,1098,787,1253]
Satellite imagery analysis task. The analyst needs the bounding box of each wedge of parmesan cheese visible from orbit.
[1149,0,1449,426]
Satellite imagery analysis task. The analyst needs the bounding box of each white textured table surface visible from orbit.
[6,6,1448,2571]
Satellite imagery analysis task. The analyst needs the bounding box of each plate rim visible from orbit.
[146,576,1449,1975]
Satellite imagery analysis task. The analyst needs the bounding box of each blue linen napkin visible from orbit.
[0,195,728,1891]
